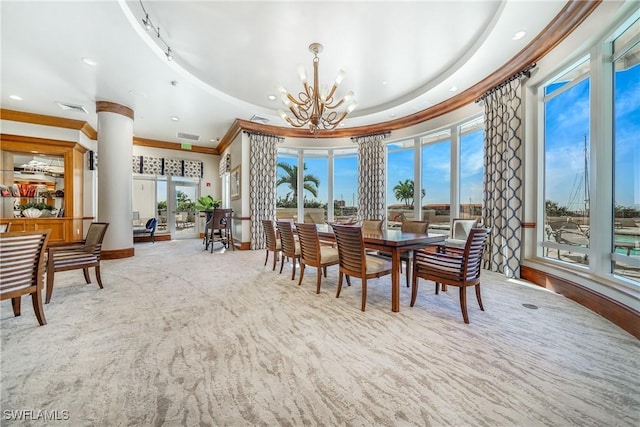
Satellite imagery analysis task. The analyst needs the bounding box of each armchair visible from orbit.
[45,222,109,303]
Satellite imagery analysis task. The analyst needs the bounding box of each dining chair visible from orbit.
[261,219,281,271]
[45,222,109,304]
[276,220,301,280]
[295,223,340,293]
[331,224,392,311]
[411,227,489,324]
[0,230,50,326]
[376,220,429,287]
[361,219,383,231]
[443,218,479,249]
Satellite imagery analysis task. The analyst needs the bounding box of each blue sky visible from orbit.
[277,61,638,210]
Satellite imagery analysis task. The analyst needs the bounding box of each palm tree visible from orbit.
[393,179,425,208]
[277,162,320,200]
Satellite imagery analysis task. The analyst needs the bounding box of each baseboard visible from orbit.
[102,247,135,259]
[134,234,171,243]
[521,266,640,339]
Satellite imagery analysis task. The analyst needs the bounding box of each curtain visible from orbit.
[354,133,387,221]
[482,79,524,278]
[248,133,280,249]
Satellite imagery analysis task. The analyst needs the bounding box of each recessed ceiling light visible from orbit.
[382,81,388,85]
[129,90,147,98]
[170,116,180,121]
[9,95,22,101]
[512,31,526,40]
[390,113,396,118]
[82,57,97,66]
[267,94,277,101]
[449,85,458,92]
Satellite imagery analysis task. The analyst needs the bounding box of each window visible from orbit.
[333,148,358,222]
[302,151,328,224]
[542,59,591,266]
[387,139,415,227]
[459,122,484,221]
[421,131,451,228]
[612,20,640,283]
[276,149,299,220]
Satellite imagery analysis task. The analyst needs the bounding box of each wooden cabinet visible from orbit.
[0,134,87,242]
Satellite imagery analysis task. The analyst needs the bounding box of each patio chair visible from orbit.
[411,227,489,324]
[547,220,589,260]
[45,222,109,303]
[0,230,50,326]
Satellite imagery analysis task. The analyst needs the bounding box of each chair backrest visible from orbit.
[401,220,428,234]
[462,228,490,281]
[331,224,366,277]
[84,223,109,256]
[0,230,50,297]
[362,219,383,231]
[451,218,479,240]
[276,220,297,257]
[209,209,232,230]
[145,217,157,231]
[295,222,321,265]
[262,219,278,251]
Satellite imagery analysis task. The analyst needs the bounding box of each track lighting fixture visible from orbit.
[138,1,174,62]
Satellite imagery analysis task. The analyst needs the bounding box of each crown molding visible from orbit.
[134,137,218,156]
[1,108,98,140]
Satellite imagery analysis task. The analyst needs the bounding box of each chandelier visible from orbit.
[277,43,357,134]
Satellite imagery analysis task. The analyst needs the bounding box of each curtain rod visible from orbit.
[476,63,537,103]
[350,131,391,141]
[243,131,284,141]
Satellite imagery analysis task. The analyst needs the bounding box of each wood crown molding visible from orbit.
[95,101,135,120]
[1,108,97,140]
[1,133,87,154]
[218,0,601,145]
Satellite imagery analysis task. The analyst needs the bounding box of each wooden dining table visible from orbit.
[315,223,446,312]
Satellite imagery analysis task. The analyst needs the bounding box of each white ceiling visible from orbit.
[1,1,569,148]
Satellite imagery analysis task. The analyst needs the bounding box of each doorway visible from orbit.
[169,178,199,239]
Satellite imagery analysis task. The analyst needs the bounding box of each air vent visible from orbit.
[177,132,200,141]
[250,115,269,124]
[55,101,88,114]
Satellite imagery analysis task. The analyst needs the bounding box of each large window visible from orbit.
[612,20,640,282]
[459,121,484,221]
[542,59,591,266]
[276,149,299,221]
[333,148,358,222]
[387,139,415,227]
[302,151,328,224]
[421,131,451,227]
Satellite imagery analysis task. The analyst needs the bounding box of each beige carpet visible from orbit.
[1,239,638,426]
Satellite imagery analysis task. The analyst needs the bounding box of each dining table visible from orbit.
[315,223,446,312]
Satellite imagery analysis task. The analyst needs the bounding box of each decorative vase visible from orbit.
[22,207,42,218]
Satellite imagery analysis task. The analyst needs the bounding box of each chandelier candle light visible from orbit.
[278,43,357,134]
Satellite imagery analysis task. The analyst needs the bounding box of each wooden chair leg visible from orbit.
[336,272,343,298]
[264,250,269,266]
[290,258,297,280]
[32,289,46,326]
[405,260,410,288]
[298,263,305,286]
[410,275,419,307]
[11,296,21,317]
[83,267,91,284]
[460,286,469,324]
[361,279,367,311]
[346,275,351,286]
[316,268,322,294]
[45,270,54,304]
[475,284,484,311]
[95,266,104,289]
[272,251,278,271]
[279,254,285,274]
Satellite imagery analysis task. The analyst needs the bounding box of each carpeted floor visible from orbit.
[1,239,639,426]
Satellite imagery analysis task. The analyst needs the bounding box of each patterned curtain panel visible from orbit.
[482,79,524,278]
[248,133,280,249]
[354,133,387,221]
[219,154,231,177]
[132,156,202,178]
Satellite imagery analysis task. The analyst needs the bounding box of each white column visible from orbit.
[96,101,134,258]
